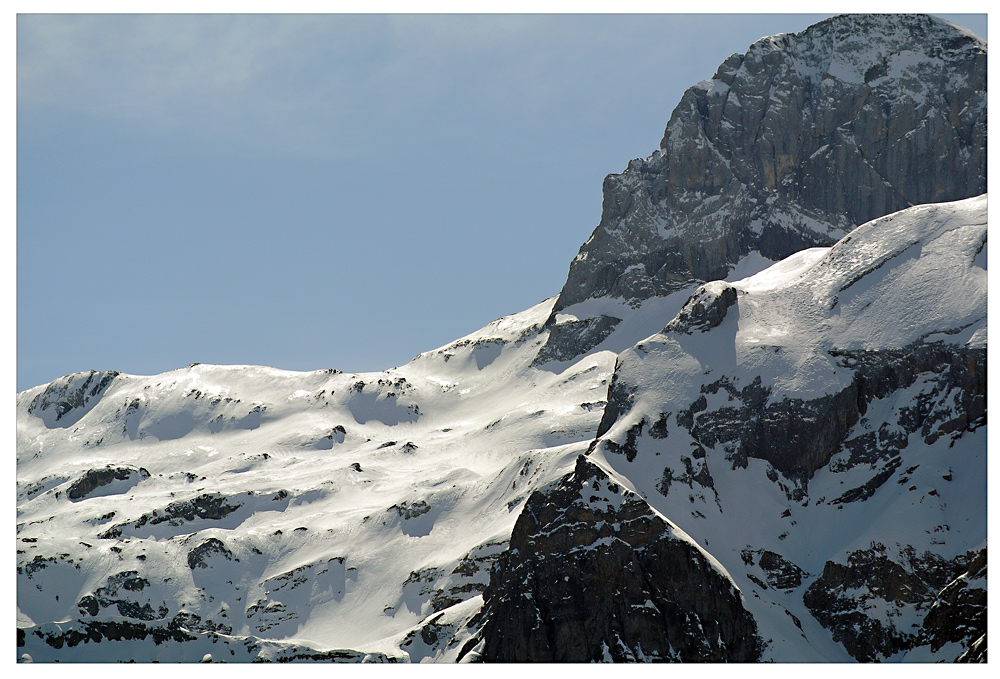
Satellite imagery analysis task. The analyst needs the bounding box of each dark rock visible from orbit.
[158,493,242,523]
[67,466,150,501]
[27,370,120,428]
[77,595,99,617]
[594,358,632,439]
[479,455,761,662]
[74,571,167,622]
[602,419,645,462]
[828,457,901,504]
[602,343,984,482]
[396,540,507,626]
[100,492,245,539]
[391,501,431,520]
[187,538,233,569]
[655,453,716,498]
[916,547,986,658]
[19,554,58,577]
[742,549,806,590]
[32,619,196,649]
[420,615,448,646]
[664,283,738,334]
[168,611,232,635]
[268,648,395,663]
[957,634,987,663]
[648,412,671,439]
[803,544,977,661]
[533,315,622,366]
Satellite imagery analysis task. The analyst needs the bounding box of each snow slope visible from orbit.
[17,298,619,662]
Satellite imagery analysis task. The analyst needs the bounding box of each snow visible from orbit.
[723,195,987,400]
[731,247,828,292]
[16,290,613,662]
[604,195,986,409]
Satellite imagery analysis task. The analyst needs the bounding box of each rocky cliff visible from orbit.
[477,455,761,662]
[543,14,986,362]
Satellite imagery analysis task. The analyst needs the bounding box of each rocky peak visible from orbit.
[551,14,985,317]
[477,455,761,662]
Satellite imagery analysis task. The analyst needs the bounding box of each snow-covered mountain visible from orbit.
[490,195,985,663]
[541,13,985,365]
[17,297,617,661]
[17,14,986,663]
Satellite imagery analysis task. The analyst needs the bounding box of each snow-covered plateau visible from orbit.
[17,13,987,664]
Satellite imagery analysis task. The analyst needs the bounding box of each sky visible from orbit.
[15,11,988,393]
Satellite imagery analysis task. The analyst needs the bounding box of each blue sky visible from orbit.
[16,13,987,392]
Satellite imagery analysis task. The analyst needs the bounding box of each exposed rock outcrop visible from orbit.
[803,545,981,661]
[67,466,150,501]
[916,547,987,659]
[478,455,761,662]
[533,315,622,366]
[98,491,271,539]
[76,570,168,622]
[187,538,234,570]
[663,282,739,335]
[601,342,985,482]
[741,549,806,591]
[26,370,120,428]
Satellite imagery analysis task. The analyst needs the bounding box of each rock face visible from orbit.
[98,492,245,539]
[187,538,234,570]
[551,14,986,323]
[478,456,761,662]
[663,282,739,335]
[532,315,622,366]
[601,342,985,483]
[26,370,120,429]
[76,570,167,622]
[921,549,987,658]
[67,466,150,501]
[803,546,984,662]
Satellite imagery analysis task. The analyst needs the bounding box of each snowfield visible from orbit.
[17,296,620,661]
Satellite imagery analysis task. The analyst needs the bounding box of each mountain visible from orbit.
[539,13,985,365]
[16,14,986,663]
[484,195,985,663]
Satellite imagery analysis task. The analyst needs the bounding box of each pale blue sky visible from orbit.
[16,13,987,392]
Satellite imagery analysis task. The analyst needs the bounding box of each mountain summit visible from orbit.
[540,13,985,364]
[17,15,986,663]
